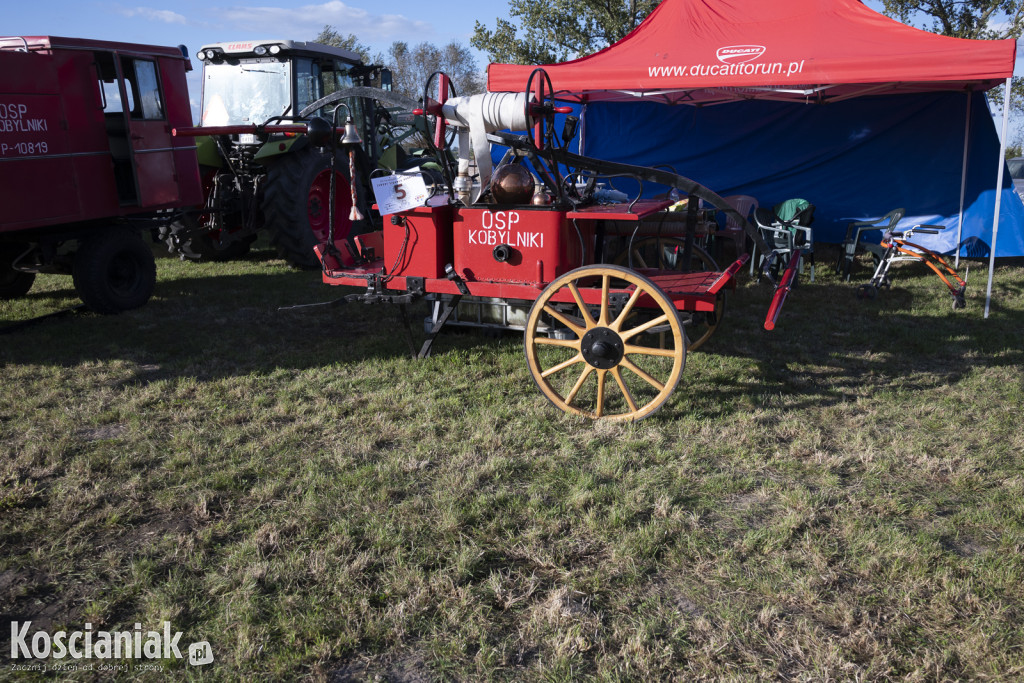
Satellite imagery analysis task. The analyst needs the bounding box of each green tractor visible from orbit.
[164,39,414,268]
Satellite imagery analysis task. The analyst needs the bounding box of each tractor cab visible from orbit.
[194,40,385,156]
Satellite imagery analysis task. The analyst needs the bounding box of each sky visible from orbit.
[5,0,492,122]
[6,0,1023,126]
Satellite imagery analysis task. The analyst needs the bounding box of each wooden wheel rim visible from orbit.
[524,265,686,421]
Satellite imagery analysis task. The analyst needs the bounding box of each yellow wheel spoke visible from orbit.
[610,367,638,413]
[543,305,585,337]
[541,353,584,379]
[620,312,670,341]
[621,357,666,391]
[595,369,607,418]
[598,275,611,326]
[567,282,596,329]
[611,286,643,332]
[624,344,679,358]
[534,337,581,349]
[632,250,648,269]
[566,365,594,405]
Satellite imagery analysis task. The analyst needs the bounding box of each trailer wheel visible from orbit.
[0,246,35,299]
[525,265,686,421]
[613,237,724,351]
[72,230,156,314]
[262,145,358,270]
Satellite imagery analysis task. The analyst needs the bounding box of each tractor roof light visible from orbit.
[253,45,268,56]
[268,45,282,55]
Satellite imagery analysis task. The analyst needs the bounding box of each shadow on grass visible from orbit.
[2,254,1022,421]
[681,266,1024,419]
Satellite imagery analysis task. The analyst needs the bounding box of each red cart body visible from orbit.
[321,199,738,315]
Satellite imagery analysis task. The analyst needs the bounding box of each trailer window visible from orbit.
[94,51,131,114]
[100,79,131,114]
[130,59,165,120]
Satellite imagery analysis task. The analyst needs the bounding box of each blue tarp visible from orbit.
[579,92,1024,257]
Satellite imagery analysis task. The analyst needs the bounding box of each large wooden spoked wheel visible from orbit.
[612,237,725,352]
[525,265,686,421]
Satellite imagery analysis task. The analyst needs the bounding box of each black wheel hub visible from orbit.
[581,327,625,369]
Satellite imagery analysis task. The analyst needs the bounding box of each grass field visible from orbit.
[2,242,1023,681]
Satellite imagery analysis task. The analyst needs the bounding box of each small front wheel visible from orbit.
[524,265,686,421]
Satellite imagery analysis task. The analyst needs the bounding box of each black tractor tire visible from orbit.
[166,213,255,262]
[72,229,156,314]
[0,245,35,299]
[261,144,372,270]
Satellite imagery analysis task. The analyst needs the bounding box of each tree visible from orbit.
[879,0,1023,39]
[315,26,482,97]
[471,0,663,64]
[385,41,484,98]
[314,26,378,64]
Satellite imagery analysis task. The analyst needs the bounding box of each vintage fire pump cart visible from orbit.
[305,71,793,421]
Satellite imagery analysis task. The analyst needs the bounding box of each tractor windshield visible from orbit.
[201,60,291,126]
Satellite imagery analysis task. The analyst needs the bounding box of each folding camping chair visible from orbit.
[749,198,816,282]
[836,207,905,281]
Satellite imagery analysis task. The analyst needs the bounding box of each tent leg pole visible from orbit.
[985,77,1012,319]
[956,92,972,269]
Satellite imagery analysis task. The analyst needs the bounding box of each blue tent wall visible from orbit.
[581,92,1024,257]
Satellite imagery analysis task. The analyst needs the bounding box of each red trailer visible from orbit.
[0,36,202,312]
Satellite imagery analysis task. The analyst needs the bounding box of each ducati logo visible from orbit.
[716,45,767,64]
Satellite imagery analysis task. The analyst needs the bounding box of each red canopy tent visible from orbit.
[487,0,1017,316]
[487,0,1014,105]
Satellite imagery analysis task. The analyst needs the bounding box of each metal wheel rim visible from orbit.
[307,167,350,243]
